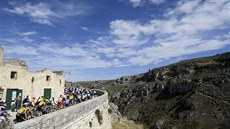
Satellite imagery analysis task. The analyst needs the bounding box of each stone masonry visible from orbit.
[0,46,64,109]
[14,90,111,129]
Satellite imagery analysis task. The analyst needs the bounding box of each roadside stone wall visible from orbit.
[14,90,111,129]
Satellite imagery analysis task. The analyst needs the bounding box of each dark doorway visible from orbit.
[6,89,22,110]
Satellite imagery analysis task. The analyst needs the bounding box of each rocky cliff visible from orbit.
[75,52,230,129]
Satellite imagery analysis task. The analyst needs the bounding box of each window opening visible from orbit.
[46,76,51,81]
[10,71,17,79]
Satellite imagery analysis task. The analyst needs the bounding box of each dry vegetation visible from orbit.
[73,52,230,129]
[112,118,144,129]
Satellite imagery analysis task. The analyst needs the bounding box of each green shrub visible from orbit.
[89,121,92,128]
[108,108,113,113]
[95,109,103,125]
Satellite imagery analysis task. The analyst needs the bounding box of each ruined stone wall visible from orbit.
[3,59,28,69]
[14,90,111,129]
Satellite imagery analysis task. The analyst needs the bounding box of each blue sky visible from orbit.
[0,0,230,81]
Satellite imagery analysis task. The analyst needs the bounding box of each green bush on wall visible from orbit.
[108,108,112,114]
[89,121,92,128]
[95,109,103,125]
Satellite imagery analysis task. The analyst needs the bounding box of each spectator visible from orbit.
[58,95,64,109]
[14,84,96,123]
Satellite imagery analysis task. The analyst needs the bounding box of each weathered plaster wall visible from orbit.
[0,61,64,101]
[14,90,111,129]
[0,63,65,101]
[0,46,64,102]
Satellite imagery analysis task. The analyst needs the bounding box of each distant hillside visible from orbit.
[74,52,230,129]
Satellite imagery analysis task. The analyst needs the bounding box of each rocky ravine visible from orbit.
[73,52,230,129]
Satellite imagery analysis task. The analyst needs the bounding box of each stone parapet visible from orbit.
[14,90,111,129]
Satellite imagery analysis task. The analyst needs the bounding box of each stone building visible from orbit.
[0,46,65,109]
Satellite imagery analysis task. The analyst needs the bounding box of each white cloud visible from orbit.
[177,1,230,33]
[96,47,116,57]
[3,38,18,43]
[41,56,112,69]
[110,20,151,46]
[17,31,37,36]
[90,0,230,65]
[81,27,89,31]
[2,0,230,73]
[4,45,38,55]
[3,1,91,25]
[38,43,96,58]
[168,0,201,15]
[112,58,122,66]
[3,43,113,70]
[126,0,166,7]
[149,0,166,5]
[128,36,230,65]
[223,32,230,38]
[3,37,34,43]
[3,2,58,25]
[129,0,142,7]
[117,48,136,58]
